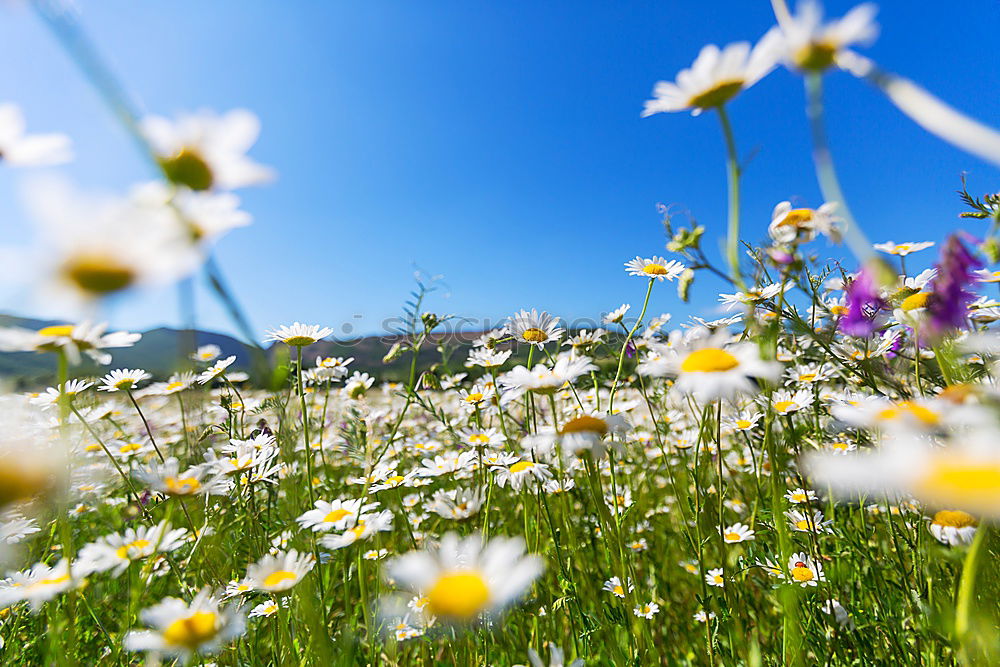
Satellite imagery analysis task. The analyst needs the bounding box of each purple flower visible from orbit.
[625,339,637,359]
[839,268,885,337]
[925,234,980,337]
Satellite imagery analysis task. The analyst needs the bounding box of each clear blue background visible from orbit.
[1,1,998,340]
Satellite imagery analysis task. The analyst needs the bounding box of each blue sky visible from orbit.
[1,1,998,340]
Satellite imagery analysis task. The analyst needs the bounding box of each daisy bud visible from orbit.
[677,268,695,302]
[419,370,441,391]
[383,342,405,364]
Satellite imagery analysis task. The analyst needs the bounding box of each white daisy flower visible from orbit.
[721,522,755,544]
[296,498,377,532]
[98,368,152,392]
[197,356,237,384]
[386,533,543,622]
[787,553,825,587]
[77,522,188,576]
[264,323,333,347]
[639,328,781,399]
[0,102,72,166]
[642,30,782,116]
[603,304,631,325]
[769,201,842,243]
[928,510,978,547]
[0,559,83,612]
[623,256,686,281]
[873,240,935,257]
[124,588,246,660]
[141,108,275,191]
[245,550,315,593]
[774,1,878,71]
[633,601,660,619]
[507,309,564,348]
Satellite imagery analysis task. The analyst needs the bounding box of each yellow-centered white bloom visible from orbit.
[774,1,878,71]
[805,433,1000,519]
[141,108,275,191]
[507,309,564,348]
[642,30,781,116]
[769,201,841,243]
[873,241,934,257]
[928,510,978,547]
[623,256,686,281]
[124,588,246,660]
[386,533,543,623]
[245,549,315,593]
[639,329,781,399]
[264,322,333,347]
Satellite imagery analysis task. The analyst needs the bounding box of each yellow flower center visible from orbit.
[427,571,490,620]
[0,464,53,506]
[323,509,351,524]
[468,433,490,445]
[283,335,316,347]
[37,325,74,337]
[790,566,815,582]
[642,263,669,275]
[877,401,939,426]
[793,40,838,71]
[734,419,752,429]
[165,381,185,392]
[262,570,299,589]
[162,611,219,649]
[560,415,608,435]
[724,532,741,542]
[119,443,142,454]
[795,520,812,531]
[25,574,70,591]
[774,401,798,413]
[901,292,930,312]
[521,328,548,343]
[612,585,624,596]
[779,208,816,228]
[688,78,745,109]
[385,475,406,485]
[681,348,740,373]
[932,509,978,528]
[115,539,152,560]
[164,476,201,495]
[916,458,1000,510]
[830,305,848,316]
[465,393,484,403]
[160,148,214,191]
[798,373,817,382]
[509,461,535,473]
[61,254,136,295]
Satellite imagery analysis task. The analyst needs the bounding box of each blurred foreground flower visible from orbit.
[385,533,543,624]
[124,588,246,663]
[805,432,1000,518]
[641,30,781,115]
[142,109,275,191]
[0,102,72,166]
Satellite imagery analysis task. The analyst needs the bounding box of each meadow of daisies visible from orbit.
[3,1,1000,665]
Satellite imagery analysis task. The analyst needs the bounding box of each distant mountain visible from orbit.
[0,314,512,388]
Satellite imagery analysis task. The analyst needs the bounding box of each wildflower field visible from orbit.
[3,1,1000,665]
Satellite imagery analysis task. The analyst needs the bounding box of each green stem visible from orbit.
[955,524,988,648]
[608,278,655,411]
[717,105,745,290]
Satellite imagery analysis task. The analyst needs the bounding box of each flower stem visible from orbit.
[609,278,655,411]
[717,105,746,291]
